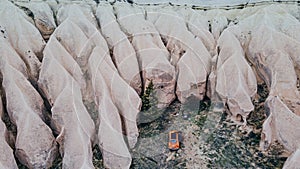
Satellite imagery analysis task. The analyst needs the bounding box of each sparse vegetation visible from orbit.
[141,81,156,111]
[196,83,287,168]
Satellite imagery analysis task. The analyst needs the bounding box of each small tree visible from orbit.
[141,80,157,111]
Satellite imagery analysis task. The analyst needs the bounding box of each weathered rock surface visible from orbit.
[39,4,141,168]
[0,0,44,81]
[38,5,96,168]
[178,8,216,56]
[96,3,142,95]
[39,44,95,168]
[262,96,300,153]
[146,6,211,103]
[205,9,228,40]
[215,29,257,124]
[89,48,132,169]
[114,3,176,108]
[14,1,57,40]
[245,25,300,165]
[1,1,300,168]
[230,5,300,167]
[0,39,57,168]
[283,148,300,169]
[0,96,18,169]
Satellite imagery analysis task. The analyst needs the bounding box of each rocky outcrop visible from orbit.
[0,0,44,81]
[114,3,176,108]
[39,4,141,168]
[246,25,300,161]
[205,9,228,40]
[283,148,300,169]
[215,29,257,124]
[1,1,300,168]
[0,2,57,167]
[262,96,300,153]
[96,3,142,95]
[0,39,57,168]
[38,5,96,168]
[39,40,95,168]
[0,96,18,169]
[146,6,211,103]
[230,5,300,167]
[178,8,216,56]
[14,1,57,40]
[88,48,132,168]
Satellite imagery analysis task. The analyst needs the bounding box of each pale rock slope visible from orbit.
[39,4,141,168]
[247,24,300,160]
[89,48,132,169]
[205,9,228,40]
[0,0,44,81]
[178,7,216,56]
[0,1,58,167]
[96,2,142,95]
[38,42,95,168]
[283,148,300,169]
[56,3,141,148]
[146,6,211,103]
[215,29,257,124]
[0,37,57,168]
[114,2,176,108]
[14,1,57,40]
[1,1,300,168]
[0,95,18,169]
[38,4,96,169]
[228,5,300,166]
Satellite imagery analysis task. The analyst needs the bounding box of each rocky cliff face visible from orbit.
[0,0,300,168]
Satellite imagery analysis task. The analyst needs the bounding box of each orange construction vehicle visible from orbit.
[168,130,181,150]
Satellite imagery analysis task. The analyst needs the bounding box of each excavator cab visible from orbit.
[168,130,180,150]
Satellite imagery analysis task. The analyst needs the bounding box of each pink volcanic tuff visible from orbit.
[146,6,211,103]
[39,3,141,168]
[0,0,44,81]
[114,2,176,108]
[215,29,257,125]
[96,3,142,95]
[0,95,18,169]
[0,42,58,169]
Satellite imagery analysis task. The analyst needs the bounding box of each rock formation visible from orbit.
[0,0,44,81]
[114,2,176,108]
[146,5,211,103]
[215,29,257,124]
[96,2,142,95]
[89,48,132,168]
[14,1,57,40]
[1,0,300,168]
[39,3,141,168]
[38,4,96,169]
[0,96,18,169]
[0,1,57,168]
[229,4,300,166]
